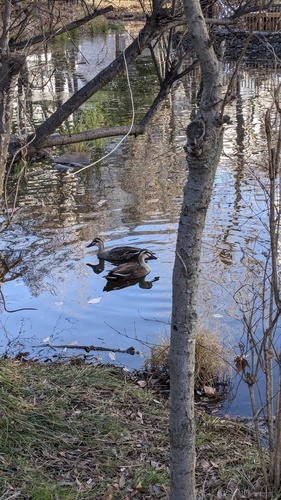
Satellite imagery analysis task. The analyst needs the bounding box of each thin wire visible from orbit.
[73,49,135,176]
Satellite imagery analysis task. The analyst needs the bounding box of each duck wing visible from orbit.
[104,262,137,281]
[107,246,140,262]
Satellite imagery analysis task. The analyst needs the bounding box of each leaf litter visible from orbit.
[0,357,273,498]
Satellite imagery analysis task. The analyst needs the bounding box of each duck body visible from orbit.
[87,237,156,263]
[104,249,157,281]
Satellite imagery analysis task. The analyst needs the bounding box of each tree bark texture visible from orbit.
[0,0,25,201]
[0,56,24,168]
[169,0,224,498]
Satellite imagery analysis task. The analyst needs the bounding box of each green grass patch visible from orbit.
[0,358,271,498]
[0,360,168,498]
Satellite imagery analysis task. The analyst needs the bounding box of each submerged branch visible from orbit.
[43,125,145,147]
[33,344,138,355]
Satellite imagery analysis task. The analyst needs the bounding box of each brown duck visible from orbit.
[86,237,156,263]
[103,249,157,281]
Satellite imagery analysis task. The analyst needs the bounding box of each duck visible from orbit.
[86,237,156,263]
[103,249,157,281]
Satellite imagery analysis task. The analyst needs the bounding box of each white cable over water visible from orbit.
[73,49,135,176]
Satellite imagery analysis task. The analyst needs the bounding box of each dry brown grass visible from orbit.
[146,326,232,391]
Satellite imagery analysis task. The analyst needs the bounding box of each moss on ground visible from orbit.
[0,358,270,499]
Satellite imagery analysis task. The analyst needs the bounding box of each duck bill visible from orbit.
[148,254,157,260]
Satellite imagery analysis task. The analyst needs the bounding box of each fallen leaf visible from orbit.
[119,474,126,489]
[73,409,81,416]
[150,460,160,468]
[135,481,149,493]
[201,459,210,470]
[137,411,143,423]
[149,378,159,386]
[137,380,147,388]
[101,490,114,500]
[88,297,101,304]
[97,199,107,206]
[152,484,160,494]
[203,386,216,396]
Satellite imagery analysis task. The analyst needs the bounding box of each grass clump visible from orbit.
[146,326,232,391]
[194,327,232,389]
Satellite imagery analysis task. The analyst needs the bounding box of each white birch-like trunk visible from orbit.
[0,1,24,202]
[169,1,224,497]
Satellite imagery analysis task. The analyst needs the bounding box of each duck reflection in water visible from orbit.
[103,276,160,292]
[87,249,159,291]
[86,259,105,275]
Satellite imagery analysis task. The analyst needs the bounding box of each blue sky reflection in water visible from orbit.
[1,27,281,416]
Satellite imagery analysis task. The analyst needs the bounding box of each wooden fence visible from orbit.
[243,11,281,31]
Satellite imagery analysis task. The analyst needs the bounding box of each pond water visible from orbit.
[1,25,281,416]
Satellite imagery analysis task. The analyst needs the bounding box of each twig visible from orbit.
[0,289,37,312]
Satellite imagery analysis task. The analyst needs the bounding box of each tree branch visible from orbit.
[42,125,145,148]
[9,7,114,50]
[27,9,177,152]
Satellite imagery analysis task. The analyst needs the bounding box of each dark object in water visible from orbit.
[86,237,156,263]
[103,249,157,281]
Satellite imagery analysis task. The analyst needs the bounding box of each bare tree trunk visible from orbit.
[274,366,281,489]
[0,1,25,201]
[169,0,224,497]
